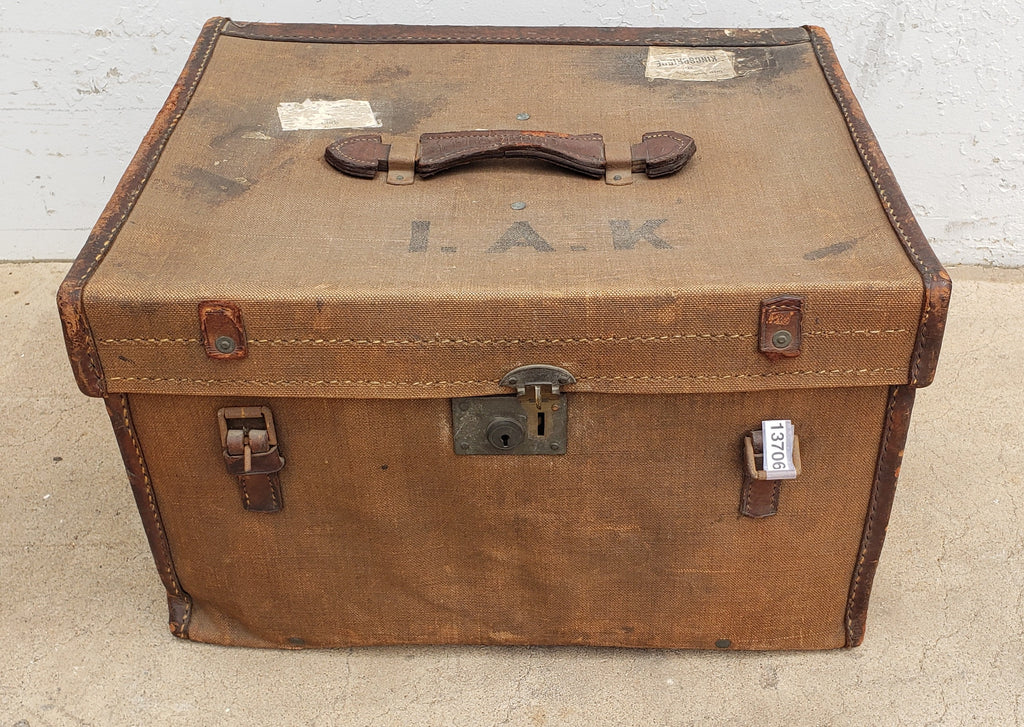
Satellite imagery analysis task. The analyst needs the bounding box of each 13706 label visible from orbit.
[761,419,798,480]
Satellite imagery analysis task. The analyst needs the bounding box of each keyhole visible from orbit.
[485,418,526,451]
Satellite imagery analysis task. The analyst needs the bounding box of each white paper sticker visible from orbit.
[761,419,798,480]
[276,99,381,131]
[645,47,737,81]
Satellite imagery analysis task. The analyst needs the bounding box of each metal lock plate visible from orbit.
[452,365,574,455]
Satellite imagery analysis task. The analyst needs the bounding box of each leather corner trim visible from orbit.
[56,278,106,397]
[844,385,916,646]
[56,17,227,399]
[807,26,951,388]
[104,394,193,638]
[168,593,192,638]
[221,21,811,47]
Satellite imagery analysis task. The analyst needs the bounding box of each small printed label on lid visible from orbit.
[761,419,798,480]
[277,98,381,131]
[645,47,738,81]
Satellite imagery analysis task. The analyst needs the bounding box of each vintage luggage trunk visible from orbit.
[58,19,950,650]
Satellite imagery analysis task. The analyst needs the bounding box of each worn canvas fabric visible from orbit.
[59,19,950,649]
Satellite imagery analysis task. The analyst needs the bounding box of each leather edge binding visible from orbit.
[221,21,811,47]
[56,17,229,398]
[105,394,193,639]
[844,385,916,646]
[806,25,951,388]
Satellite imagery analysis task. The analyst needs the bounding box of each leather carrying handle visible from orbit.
[325,130,696,180]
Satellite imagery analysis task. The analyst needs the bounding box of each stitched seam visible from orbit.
[424,132,603,166]
[120,395,185,608]
[846,386,899,644]
[102,333,754,345]
[75,19,226,388]
[96,329,908,346]
[424,132,602,140]
[329,137,381,165]
[239,475,252,509]
[107,368,902,387]
[809,32,930,386]
[740,475,752,515]
[643,131,685,164]
[100,337,201,344]
[804,328,908,338]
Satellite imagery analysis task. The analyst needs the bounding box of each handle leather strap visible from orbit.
[325,130,696,181]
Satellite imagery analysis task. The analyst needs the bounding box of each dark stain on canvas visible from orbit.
[178,166,254,203]
[803,238,858,261]
[366,65,413,84]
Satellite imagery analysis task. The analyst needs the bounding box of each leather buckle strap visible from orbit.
[218,406,285,512]
[740,428,802,518]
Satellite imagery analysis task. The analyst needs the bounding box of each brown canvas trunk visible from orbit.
[58,19,950,650]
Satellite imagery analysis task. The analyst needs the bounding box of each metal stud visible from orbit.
[715,639,732,649]
[772,330,793,349]
[510,201,526,210]
[516,112,530,121]
[214,335,237,354]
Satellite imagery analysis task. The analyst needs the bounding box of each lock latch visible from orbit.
[452,365,575,455]
[217,406,285,512]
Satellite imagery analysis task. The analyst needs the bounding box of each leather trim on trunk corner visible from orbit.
[806,26,951,388]
[104,394,193,638]
[844,384,916,646]
[56,17,228,397]
[220,22,811,47]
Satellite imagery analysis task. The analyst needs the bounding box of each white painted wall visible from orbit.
[2,1,1021,265]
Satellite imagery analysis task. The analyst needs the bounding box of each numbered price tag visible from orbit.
[761,419,798,480]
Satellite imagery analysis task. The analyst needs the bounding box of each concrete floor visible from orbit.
[1,262,1022,726]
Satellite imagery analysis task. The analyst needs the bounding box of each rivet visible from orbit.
[510,201,526,210]
[459,442,470,450]
[288,636,306,646]
[516,112,530,121]
[551,404,560,411]
[458,401,470,411]
[508,378,518,385]
[214,335,236,354]
[613,174,622,181]
[771,330,793,349]
[395,174,405,180]
[550,442,560,451]
[715,638,732,649]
